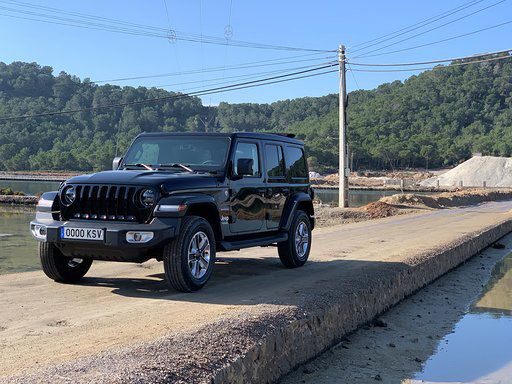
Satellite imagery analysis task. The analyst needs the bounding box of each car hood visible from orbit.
[66,170,220,192]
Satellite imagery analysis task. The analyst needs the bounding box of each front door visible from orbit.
[229,141,265,233]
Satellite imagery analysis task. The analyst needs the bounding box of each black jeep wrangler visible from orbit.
[30,132,315,292]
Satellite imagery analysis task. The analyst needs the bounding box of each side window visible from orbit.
[265,144,285,178]
[234,142,260,177]
[286,146,307,179]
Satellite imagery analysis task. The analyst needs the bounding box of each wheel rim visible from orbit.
[67,258,84,268]
[187,231,211,279]
[295,221,309,259]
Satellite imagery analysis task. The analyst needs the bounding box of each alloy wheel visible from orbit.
[295,221,309,259]
[187,231,211,279]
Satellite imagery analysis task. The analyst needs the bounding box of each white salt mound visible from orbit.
[420,156,512,188]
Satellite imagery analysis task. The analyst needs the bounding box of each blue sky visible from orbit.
[1,0,511,104]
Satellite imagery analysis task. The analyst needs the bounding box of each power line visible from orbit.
[349,0,484,52]
[0,65,337,122]
[159,62,337,92]
[346,63,361,90]
[353,20,512,59]
[349,54,512,72]
[0,0,331,52]
[91,54,336,84]
[1,0,183,34]
[222,0,234,80]
[349,48,512,66]
[162,0,181,70]
[352,0,507,57]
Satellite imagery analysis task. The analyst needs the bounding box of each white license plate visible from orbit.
[60,227,104,241]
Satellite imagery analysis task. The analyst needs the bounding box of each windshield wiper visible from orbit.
[123,163,154,171]
[157,163,195,173]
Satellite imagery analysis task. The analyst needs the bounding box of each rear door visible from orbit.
[228,140,265,233]
[284,144,309,203]
[264,142,289,230]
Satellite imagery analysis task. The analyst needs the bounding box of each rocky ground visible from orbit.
[0,195,37,205]
[311,169,447,191]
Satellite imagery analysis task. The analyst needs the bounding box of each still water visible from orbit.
[0,209,38,274]
[314,188,400,207]
[413,253,512,383]
[0,180,57,274]
[0,180,61,195]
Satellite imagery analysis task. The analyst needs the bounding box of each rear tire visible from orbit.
[278,210,312,268]
[39,242,92,283]
[163,216,216,292]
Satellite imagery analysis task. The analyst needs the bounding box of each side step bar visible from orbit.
[219,233,288,251]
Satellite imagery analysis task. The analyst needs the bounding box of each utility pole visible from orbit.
[338,44,349,208]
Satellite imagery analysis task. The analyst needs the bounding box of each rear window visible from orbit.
[265,144,285,178]
[286,146,307,179]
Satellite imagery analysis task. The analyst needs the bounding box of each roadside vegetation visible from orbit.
[0,54,511,172]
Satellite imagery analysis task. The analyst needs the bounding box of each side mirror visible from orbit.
[112,156,123,170]
[236,158,254,177]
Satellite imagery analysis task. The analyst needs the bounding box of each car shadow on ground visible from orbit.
[76,254,407,307]
[77,255,294,300]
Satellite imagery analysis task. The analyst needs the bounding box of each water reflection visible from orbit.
[414,253,512,383]
[314,188,438,207]
[0,180,60,196]
[314,189,400,207]
[473,255,512,316]
[0,208,39,274]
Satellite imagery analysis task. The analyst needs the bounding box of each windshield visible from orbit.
[122,136,230,172]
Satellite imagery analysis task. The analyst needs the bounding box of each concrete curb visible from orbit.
[212,219,512,383]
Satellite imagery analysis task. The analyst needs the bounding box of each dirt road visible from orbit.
[1,202,512,382]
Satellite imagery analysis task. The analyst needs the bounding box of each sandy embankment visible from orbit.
[314,188,512,227]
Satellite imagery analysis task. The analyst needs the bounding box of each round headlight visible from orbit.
[140,189,156,207]
[62,186,76,206]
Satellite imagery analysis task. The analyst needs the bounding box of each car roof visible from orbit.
[136,131,304,145]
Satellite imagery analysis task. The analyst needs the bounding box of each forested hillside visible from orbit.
[0,55,511,172]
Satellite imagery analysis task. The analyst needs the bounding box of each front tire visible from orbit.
[163,216,216,292]
[278,210,312,268]
[39,242,92,283]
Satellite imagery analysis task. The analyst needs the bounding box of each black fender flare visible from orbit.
[154,193,218,217]
[280,192,315,231]
[155,193,222,240]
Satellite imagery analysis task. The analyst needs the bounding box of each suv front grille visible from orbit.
[60,184,153,223]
